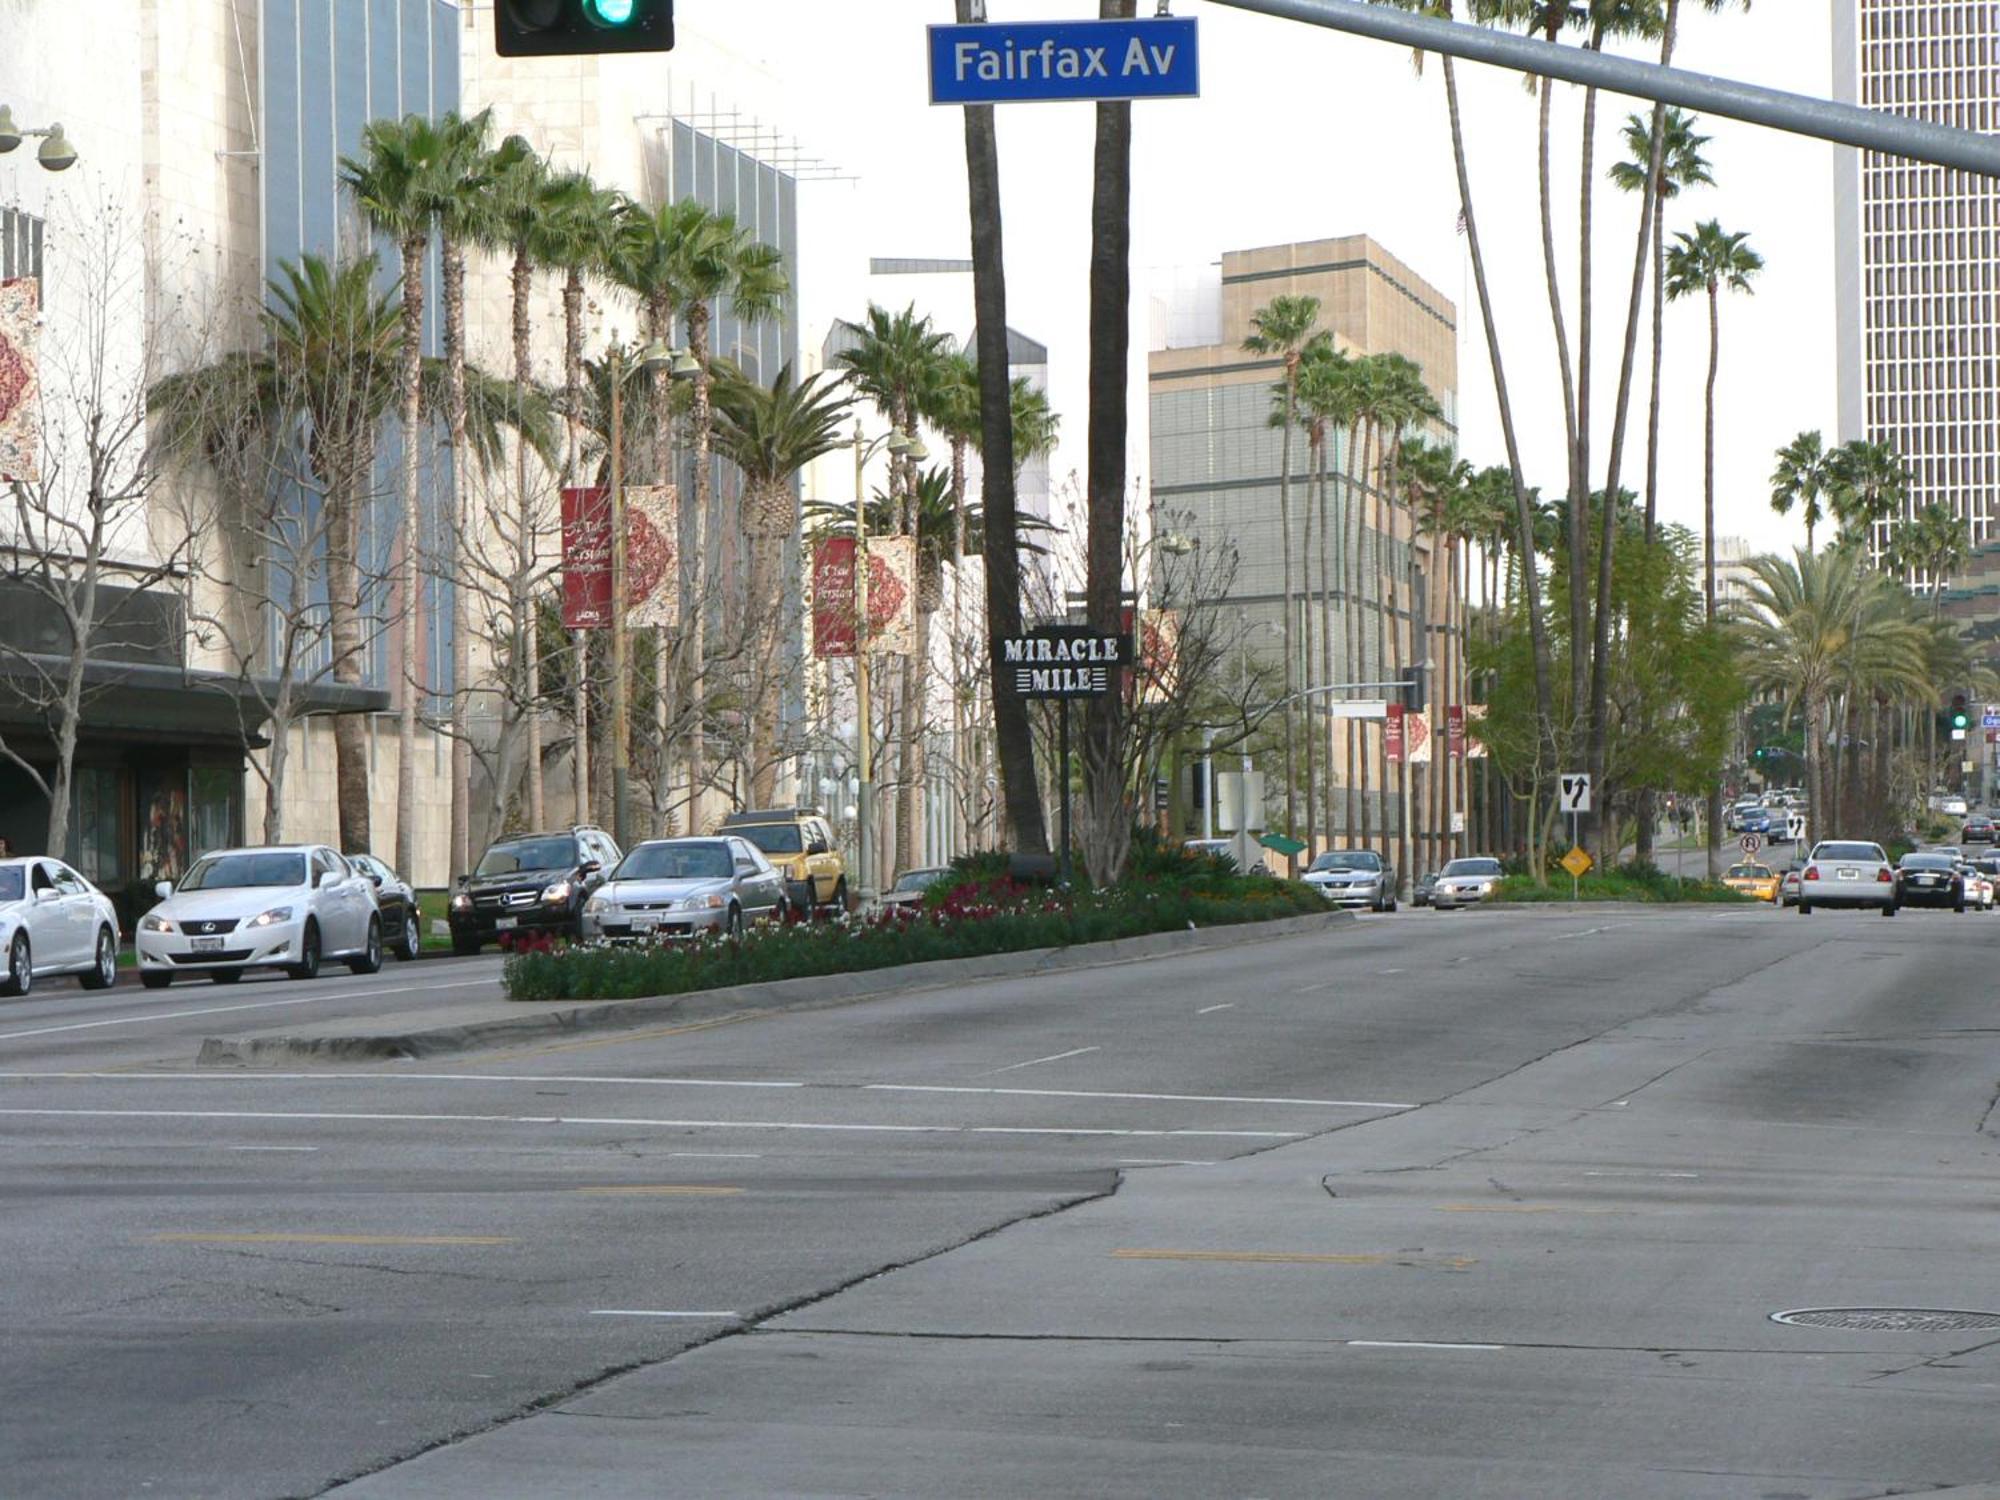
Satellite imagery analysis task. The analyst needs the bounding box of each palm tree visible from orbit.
[1888,501,1969,605]
[1243,294,1324,865]
[1827,438,1909,553]
[1770,430,1833,553]
[1664,219,1762,625]
[839,303,952,873]
[1295,343,1359,846]
[710,363,851,805]
[341,114,455,877]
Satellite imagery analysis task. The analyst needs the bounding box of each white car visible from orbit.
[1797,839,1897,916]
[1432,856,1504,910]
[137,845,382,987]
[0,857,121,996]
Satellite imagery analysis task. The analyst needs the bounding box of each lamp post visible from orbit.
[850,423,926,910]
[607,336,676,848]
[0,107,78,171]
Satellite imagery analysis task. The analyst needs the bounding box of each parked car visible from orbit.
[449,826,621,954]
[0,857,120,997]
[879,866,952,913]
[345,852,422,960]
[1301,849,1396,912]
[1895,851,1967,912]
[1431,856,1504,910]
[1960,862,1996,911]
[1722,862,1780,902]
[717,808,847,915]
[138,845,381,985]
[1940,794,1970,817]
[1412,870,1440,907]
[582,837,788,940]
[1963,814,1996,844]
[1725,800,1761,833]
[1778,867,1802,908]
[1797,839,1898,916]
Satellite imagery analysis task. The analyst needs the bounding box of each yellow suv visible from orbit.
[715,808,848,915]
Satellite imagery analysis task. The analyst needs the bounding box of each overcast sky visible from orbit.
[689,2,1834,557]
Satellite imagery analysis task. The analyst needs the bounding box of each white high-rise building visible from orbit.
[1833,0,2000,551]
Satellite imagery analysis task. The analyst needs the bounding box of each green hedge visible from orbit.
[1492,863,1752,905]
[504,873,1329,1003]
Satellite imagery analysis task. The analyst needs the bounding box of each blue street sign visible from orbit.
[929,17,1200,105]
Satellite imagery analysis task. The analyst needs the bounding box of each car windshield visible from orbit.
[894,869,946,893]
[1442,859,1502,877]
[1900,853,1956,870]
[1815,842,1884,862]
[614,843,733,881]
[1726,865,1772,879]
[476,838,578,876]
[0,868,23,903]
[1310,852,1381,872]
[180,852,308,891]
[735,824,804,855]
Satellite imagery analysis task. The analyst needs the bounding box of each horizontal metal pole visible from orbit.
[1210,0,2000,177]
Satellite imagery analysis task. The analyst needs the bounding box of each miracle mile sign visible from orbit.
[994,625,1135,701]
[929,16,1201,105]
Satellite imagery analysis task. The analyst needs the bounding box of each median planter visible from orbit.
[1489,866,1752,904]
[503,873,1328,1003]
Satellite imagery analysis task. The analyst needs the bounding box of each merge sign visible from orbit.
[929,17,1200,105]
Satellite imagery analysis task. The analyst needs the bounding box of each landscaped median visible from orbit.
[1488,862,1753,905]
[503,866,1330,1003]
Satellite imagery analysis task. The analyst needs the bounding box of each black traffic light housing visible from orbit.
[1952,694,1971,732]
[496,0,673,57]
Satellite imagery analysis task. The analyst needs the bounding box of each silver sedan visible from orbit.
[1431,856,1504,910]
[1302,850,1396,912]
[581,837,788,940]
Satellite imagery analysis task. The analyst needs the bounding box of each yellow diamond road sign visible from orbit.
[1560,846,1594,879]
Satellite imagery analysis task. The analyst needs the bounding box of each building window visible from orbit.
[0,207,44,284]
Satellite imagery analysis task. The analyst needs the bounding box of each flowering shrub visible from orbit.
[503,869,1327,1003]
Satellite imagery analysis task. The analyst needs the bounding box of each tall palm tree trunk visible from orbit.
[328,451,372,853]
[1318,428,1335,842]
[1278,367,1298,861]
[1538,70,1587,733]
[443,235,472,881]
[1703,281,1722,876]
[744,480,789,806]
[512,239,545,827]
[1343,417,1363,843]
[1303,432,1319,855]
[394,230,425,877]
[562,270,590,826]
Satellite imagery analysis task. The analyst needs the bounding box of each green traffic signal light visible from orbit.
[583,0,636,23]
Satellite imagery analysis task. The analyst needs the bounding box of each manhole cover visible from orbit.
[1771,1307,2000,1332]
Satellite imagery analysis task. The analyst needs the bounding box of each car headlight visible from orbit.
[140,913,176,934]
[450,893,472,912]
[542,880,573,904]
[680,893,725,911]
[584,895,608,916]
[246,906,293,929]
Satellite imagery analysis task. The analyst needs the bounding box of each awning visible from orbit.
[0,656,392,749]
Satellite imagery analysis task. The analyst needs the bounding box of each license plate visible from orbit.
[1837,868,1858,880]
[630,914,659,932]
[495,916,518,931]
[191,936,224,953]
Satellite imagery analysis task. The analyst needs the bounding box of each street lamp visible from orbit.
[607,335,690,847]
[850,422,927,909]
[0,107,77,171]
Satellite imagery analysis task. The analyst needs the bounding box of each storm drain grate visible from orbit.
[1771,1307,2000,1332]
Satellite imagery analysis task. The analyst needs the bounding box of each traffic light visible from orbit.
[496,0,673,57]
[1952,694,1971,732]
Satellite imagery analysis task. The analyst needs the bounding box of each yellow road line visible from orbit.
[572,1185,744,1197]
[1111,1248,1476,1269]
[152,1232,515,1247]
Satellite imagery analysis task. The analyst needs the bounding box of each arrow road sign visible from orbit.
[1559,773,1592,813]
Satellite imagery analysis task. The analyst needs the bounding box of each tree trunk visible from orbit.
[1538,69,1587,741]
[958,0,1047,854]
[327,449,372,854]
[1318,427,1334,844]
[394,230,426,877]
[1083,0,1138,885]
[512,237,545,828]
[443,235,471,881]
[1278,361,1298,866]
[1303,429,1318,856]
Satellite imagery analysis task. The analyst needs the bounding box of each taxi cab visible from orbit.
[1722,862,1780,903]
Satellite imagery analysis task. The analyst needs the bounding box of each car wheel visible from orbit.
[828,878,849,917]
[394,910,421,960]
[1798,901,1812,915]
[140,970,172,990]
[725,904,744,940]
[348,917,383,975]
[771,898,790,927]
[1955,900,1967,914]
[451,933,482,957]
[1882,903,1898,917]
[287,920,322,981]
[79,926,116,991]
[211,970,242,984]
[1386,897,1398,913]
[0,932,30,997]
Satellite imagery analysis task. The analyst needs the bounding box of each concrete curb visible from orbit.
[196,908,1355,1068]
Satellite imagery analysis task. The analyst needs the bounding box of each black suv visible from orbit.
[449,826,621,954]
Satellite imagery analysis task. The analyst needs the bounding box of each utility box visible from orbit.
[1215,770,1267,833]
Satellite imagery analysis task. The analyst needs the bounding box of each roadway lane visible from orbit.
[9,901,1993,1497]
[0,953,509,1070]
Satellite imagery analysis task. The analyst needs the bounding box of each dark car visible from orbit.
[346,853,423,960]
[448,826,622,954]
[1963,815,1995,844]
[1412,870,1440,907]
[1895,851,1966,912]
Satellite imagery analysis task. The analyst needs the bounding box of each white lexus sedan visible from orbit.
[137,845,382,987]
[0,857,122,997]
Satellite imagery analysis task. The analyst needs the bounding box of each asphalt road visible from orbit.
[8,901,2000,1497]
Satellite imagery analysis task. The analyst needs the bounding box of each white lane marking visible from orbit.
[0,1107,1301,1141]
[229,1145,318,1153]
[985,1046,1100,1075]
[1583,1170,1699,1179]
[1197,1003,1236,1014]
[1292,981,1337,994]
[1553,923,1636,942]
[1346,1340,1504,1351]
[589,1310,741,1320]
[1378,968,1405,975]
[669,1152,763,1160]
[0,977,501,1043]
[865,1084,1411,1110]
[1118,1158,1213,1166]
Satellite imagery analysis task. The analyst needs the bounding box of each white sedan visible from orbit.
[137,845,382,987]
[0,857,121,997]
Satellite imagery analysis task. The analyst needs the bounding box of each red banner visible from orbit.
[813,537,858,657]
[1447,704,1466,759]
[561,486,611,629]
[1385,702,1406,764]
[813,536,919,657]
